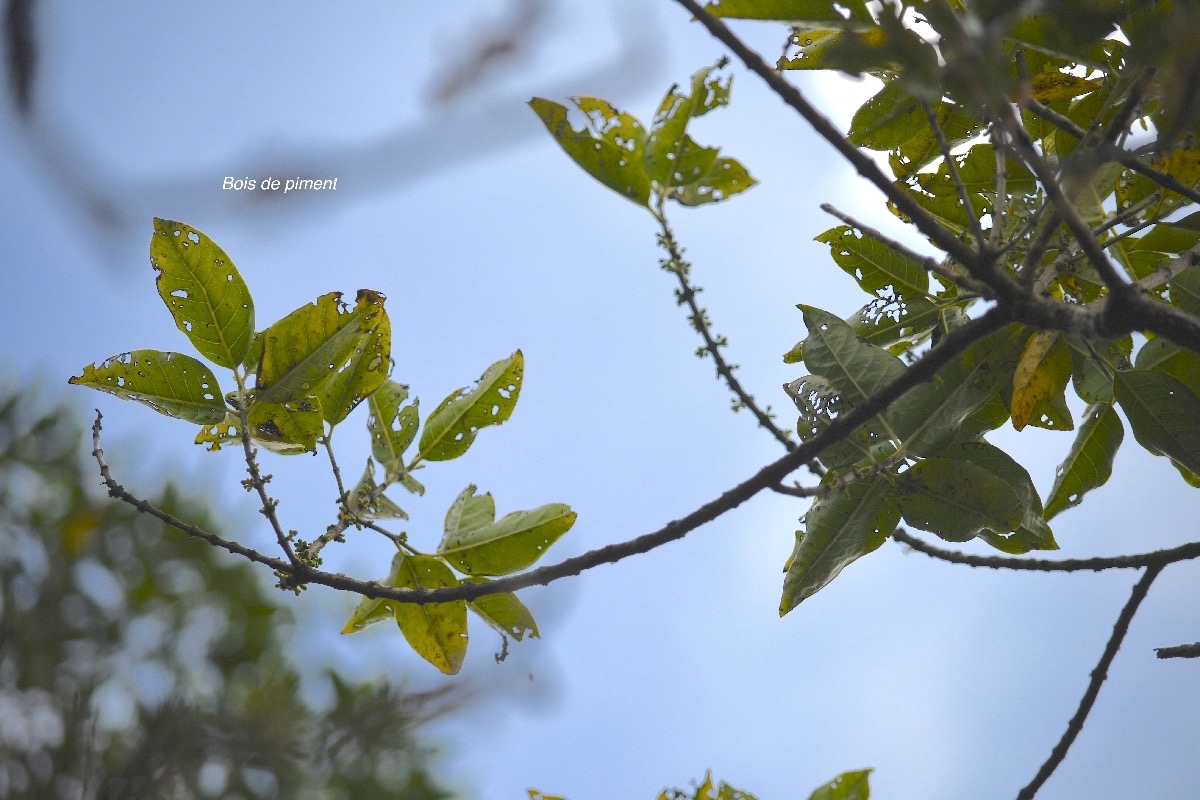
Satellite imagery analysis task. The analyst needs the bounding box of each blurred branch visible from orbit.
[1155,642,1200,659]
[3,0,35,115]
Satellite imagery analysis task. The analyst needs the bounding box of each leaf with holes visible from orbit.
[391,554,469,675]
[646,59,731,186]
[530,97,651,207]
[150,219,255,369]
[69,350,226,425]
[1044,402,1123,520]
[438,488,575,576]
[674,156,757,206]
[1114,369,1200,475]
[347,459,408,522]
[245,396,323,454]
[939,441,1056,552]
[417,351,523,462]
[895,458,1023,542]
[255,290,389,425]
[367,380,420,481]
[780,471,898,615]
[816,225,933,300]
[464,578,539,641]
[194,413,239,451]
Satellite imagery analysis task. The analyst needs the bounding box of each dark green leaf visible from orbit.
[1135,337,1200,395]
[780,472,898,614]
[938,441,1056,550]
[801,305,907,406]
[1044,402,1123,520]
[1114,368,1200,475]
[895,458,1023,541]
[816,225,932,300]
[530,97,651,207]
[417,351,523,462]
[69,350,226,425]
[150,218,255,369]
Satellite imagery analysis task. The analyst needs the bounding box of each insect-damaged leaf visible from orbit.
[780,471,898,615]
[417,351,523,462]
[150,219,254,369]
[464,578,540,641]
[438,485,575,576]
[1044,402,1123,520]
[816,225,933,300]
[646,60,732,186]
[69,350,226,425]
[704,0,874,27]
[1011,331,1072,431]
[367,380,420,481]
[530,96,651,207]
[806,769,872,800]
[256,290,390,425]
[895,458,1023,542]
[245,396,323,454]
[673,156,757,206]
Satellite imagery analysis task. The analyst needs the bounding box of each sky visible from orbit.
[1,2,1198,799]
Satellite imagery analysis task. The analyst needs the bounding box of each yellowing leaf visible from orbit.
[245,396,323,454]
[150,219,254,369]
[439,486,575,576]
[1011,331,1072,431]
[1030,71,1100,102]
[391,555,469,675]
[69,350,226,425]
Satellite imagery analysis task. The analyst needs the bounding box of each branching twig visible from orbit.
[234,403,299,569]
[921,100,987,247]
[1015,565,1163,800]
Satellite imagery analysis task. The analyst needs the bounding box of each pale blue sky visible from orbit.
[2,2,1197,799]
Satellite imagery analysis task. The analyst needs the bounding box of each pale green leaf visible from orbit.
[194,413,239,451]
[319,295,391,425]
[705,0,873,27]
[245,396,323,454]
[417,351,523,462]
[848,81,924,151]
[807,769,872,800]
[646,60,731,185]
[347,459,408,521]
[779,29,845,70]
[439,492,576,577]
[530,97,650,207]
[674,157,757,206]
[367,380,420,480]
[150,219,254,369]
[442,485,496,540]
[1044,402,1123,520]
[464,578,540,640]
[69,350,226,425]
[780,472,898,614]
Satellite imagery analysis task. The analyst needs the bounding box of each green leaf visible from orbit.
[150,218,254,369]
[937,441,1056,550]
[245,396,323,454]
[785,375,873,469]
[894,458,1023,542]
[779,29,845,70]
[530,96,651,207]
[816,225,933,300]
[417,351,523,462]
[848,81,924,151]
[1066,335,1132,403]
[391,554,469,675]
[438,487,576,576]
[705,0,873,27]
[801,305,907,406]
[341,593,397,635]
[646,60,731,186]
[1114,369,1200,475]
[1135,337,1200,395]
[256,290,390,425]
[464,578,540,640]
[674,157,757,206]
[69,350,226,425]
[848,295,941,352]
[780,472,899,615]
[194,413,239,451]
[1044,402,1124,520]
[1170,265,1200,316]
[807,769,872,800]
[367,380,420,480]
[889,103,985,180]
[346,459,408,521]
[888,324,1026,456]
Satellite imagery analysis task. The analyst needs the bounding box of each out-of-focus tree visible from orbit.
[0,383,457,799]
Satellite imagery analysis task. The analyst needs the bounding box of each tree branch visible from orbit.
[1155,642,1200,659]
[1015,565,1163,800]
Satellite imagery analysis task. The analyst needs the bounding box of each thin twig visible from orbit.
[233,402,299,568]
[922,100,987,247]
[893,528,1200,572]
[654,204,800,454]
[1015,565,1163,800]
[773,454,902,498]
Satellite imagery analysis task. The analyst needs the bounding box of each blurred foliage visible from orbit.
[0,383,457,799]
